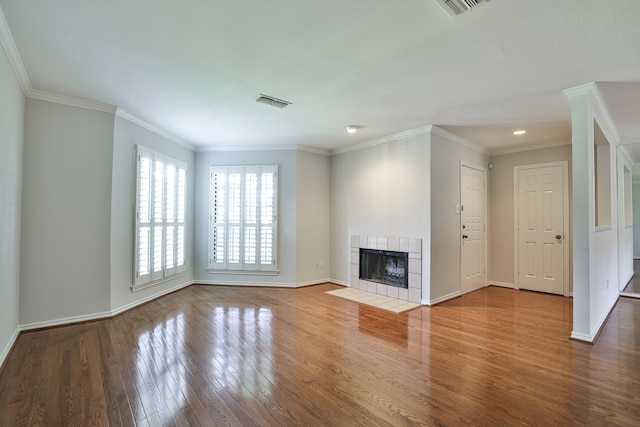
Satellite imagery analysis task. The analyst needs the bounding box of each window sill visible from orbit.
[207,269,280,276]
[131,273,185,293]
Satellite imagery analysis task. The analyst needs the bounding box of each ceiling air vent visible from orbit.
[256,94,292,109]
[435,0,491,17]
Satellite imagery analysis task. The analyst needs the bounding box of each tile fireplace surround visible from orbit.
[350,235,422,304]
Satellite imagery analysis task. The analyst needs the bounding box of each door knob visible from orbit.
[556,235,562,240]
[462,234,468,239]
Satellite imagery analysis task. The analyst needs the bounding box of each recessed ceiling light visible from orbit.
[513,130,526,135]
[346,125,359,134]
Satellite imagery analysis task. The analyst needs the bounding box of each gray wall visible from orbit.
[329,132,431,300]
[295,150,331,284]
[430,132,488,302]
[488,144,573,291]
[20,99,114,325]
[0,41,25,363]
[110,114,196,311]
[194,149,331,286]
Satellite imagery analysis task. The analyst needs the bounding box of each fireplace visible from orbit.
[350,235,422,304]
[359,249,408,289]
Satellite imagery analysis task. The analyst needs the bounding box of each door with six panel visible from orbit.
[517,165,565,295]
[461,165,486,295]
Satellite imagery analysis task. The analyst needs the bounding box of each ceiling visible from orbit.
[1,0,639,153]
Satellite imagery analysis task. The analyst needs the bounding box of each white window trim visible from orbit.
[133,146,188,291]
[208,165,278,273]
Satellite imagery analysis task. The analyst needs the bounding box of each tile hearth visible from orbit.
[326,288,422,313]
[350,235,422,304]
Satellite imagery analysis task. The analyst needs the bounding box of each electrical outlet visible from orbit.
[316,260,324,269]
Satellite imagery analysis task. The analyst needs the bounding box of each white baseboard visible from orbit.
[20,280,196,332]
[20,309,113,331]
[426,291,461,306]
[620,292,640,299]
[296,279,334,287]
[591,294,620,341]
[488,281,515,289]
[17,279,338,334]
[329,278,350,287]
[194,279,332,288]
[0,326,20,369]
[111,279,194,317]
[571,294,620,343]
[570,331,594,343]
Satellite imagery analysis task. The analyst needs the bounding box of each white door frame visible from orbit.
[513,161,570,296]
[460,161,488,293]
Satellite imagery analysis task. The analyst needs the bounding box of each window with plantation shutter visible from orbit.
[134,146,187,289]
[209,165,278,272]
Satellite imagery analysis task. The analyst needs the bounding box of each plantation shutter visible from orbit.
[209,165,277,272]
[135,146,187,288]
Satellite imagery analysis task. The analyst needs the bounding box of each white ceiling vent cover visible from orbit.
[256,94,292,109]
[435,0,491,17]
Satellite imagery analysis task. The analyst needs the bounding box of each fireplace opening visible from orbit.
[359,249,409,289]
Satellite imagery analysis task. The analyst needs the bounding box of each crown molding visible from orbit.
[0,4,31,94]
[197,144,299,153]
[588,83,621,145]
[2,6,120,115]
[430,125,489,155]
[297,145,331,156]
[331,125,433,155]
[197,144,330,155]
[115,109,195,151]
[489,139,571,157]
[562,82,594,99]
[564,82,621,145]
[28,89,116,113]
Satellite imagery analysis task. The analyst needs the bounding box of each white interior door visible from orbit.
[517,165,565,295]
[461,165,486,294]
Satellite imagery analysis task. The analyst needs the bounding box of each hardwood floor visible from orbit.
[1,284,640,426]
[622,260,640,293]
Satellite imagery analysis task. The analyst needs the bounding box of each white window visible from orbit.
[135,146,187,288]
[209,165,278,272]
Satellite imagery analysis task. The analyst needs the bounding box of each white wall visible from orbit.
[589,111,621,337]
[430,130,488,303]
[617,148,633,289]
[295,150,331,284]
[194,149,301,286]
[0,41,24,364]
[20,99,114,326]
[633,182,640,258]
[488,145,573,290]
[330,130,431,301]
[567,84,620,342]
[110,114,195,312]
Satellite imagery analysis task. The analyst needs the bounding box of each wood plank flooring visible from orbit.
[622,260,640,294]
[1,284,640,426]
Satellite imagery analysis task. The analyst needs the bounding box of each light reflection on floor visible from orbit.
[211,306,273,399]
[135,314,189,416]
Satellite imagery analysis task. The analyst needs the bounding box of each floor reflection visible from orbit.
[358,305,408,347]
[210,306,273,399]
[135,313,188,415]
[622,259,640,294]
